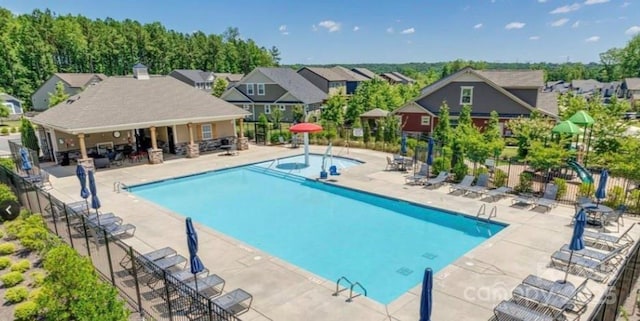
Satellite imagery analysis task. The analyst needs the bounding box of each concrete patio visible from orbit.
[43,143,640,321]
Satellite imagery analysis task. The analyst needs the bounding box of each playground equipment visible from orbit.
[567,160,594,184]
[320,143,341,179]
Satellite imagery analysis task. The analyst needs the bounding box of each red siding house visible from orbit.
[394,67,558,136]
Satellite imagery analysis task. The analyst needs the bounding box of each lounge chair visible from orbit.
[385,156,399,171]
[405,164,429,185]
[583,222,635,250]
[212,288,253,316]
[599,205,626,233]
[512,193,537,208]
[512,278,591,314]
[119,246,177,271]
[186,274,225,298]
[559,242,629,262]
[423,171,448,188]
[486,186,512,202]
[462,173,490,195]
[493,300,565,321]
[550,246,624,282]
[449,175,475,194]
[535,184,559,212]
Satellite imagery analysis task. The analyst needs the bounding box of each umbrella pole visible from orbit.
[303,132,310,166]
[95,208,100,226]
[194,274,198,293]
[563,251,574,283]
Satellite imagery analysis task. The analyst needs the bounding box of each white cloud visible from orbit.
[278,25,289,35]
[529,36,541,40]
[626,26,640,36]
[386,27,394,34]
[621,2,631,7]
[550,3,581,14]
[584,0,610,4]
[551,18,570,27]
[318,20,341,32]
[400,27,415,34]
[505,22,526,30]
[572,20,581,28]
[585,36,600,42]
[353,26,360,32]
[473,23,483,29]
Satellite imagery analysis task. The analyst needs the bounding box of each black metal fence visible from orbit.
[0,165,241,321]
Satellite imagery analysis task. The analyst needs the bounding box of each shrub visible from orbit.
[4,214,58,253]
[604,186,626,208]
[10,259,31,273]
[10,127,17,133]
[30,271,45,287]
[493,169,508,188]
[629,190,640,213]
[0,229,3,239]
[504,137,518,147]
[1,271,24,287]
[0,256,11,269]
[452,162,469,183]
[0,127,8,135]
[0,242,16,255]
[515,172,534,194]
[0,183,17,203]
[475,166,488,177]
[0,157,14,170]
[578,182,595,198]
[5,286,29,304]
[13,301,38,321]
[553,178,567,200]
[28,288,43,301]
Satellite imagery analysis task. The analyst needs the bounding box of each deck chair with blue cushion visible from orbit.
[405,164,429,185]
[550,245,625,282]
[512,278,591,314]
[535,184,559,212]
[583,223,636,250]
[449,175,475,194]
[462,173,490,195]
[423,171,449,189]
[493,299,566,321]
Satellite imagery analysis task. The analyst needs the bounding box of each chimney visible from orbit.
[133,63,149,80]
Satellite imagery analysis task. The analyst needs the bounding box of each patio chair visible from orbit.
[560,241,629,263]
[111,152,124,166]
[211,288,253,316]
[462,173,490,195]
[512,278,591,314]
[405,164,429,185]
[486,186,513,202]
[599,205,626,233]
[493,299,565,321]
[385,156,398,171]
[535,184,559,212]
[550,248,621,282]
[423,171,449,188]
[449,175,475,194]
[583,222,635,250]
[119,246,177,272]
[512,193,537,209]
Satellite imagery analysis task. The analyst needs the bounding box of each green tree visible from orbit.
[433,101,452,147]
[362,120,371,144]
[619,34,640,77]
[269,107,283,129]
[48,81,69,107]
[526,141,571,173]
[322,91,346,128]
[464,127,491,173]
[506,111,553,159]
[211,77,228,97]
[0,104,9,125]
[484,110,505,158]
[20,118,39,156]
[292,105,304,123]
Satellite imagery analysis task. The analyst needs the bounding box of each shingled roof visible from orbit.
[475,70,544,88]
[625,78,640,90]
[55,73,107,88]
[257,68,327,105]
[32,76,249,134]
[351,68,378,80]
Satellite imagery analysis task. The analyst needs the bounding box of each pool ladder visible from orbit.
[476,204,497,235]
[113,181,127,193]
[333,276,367,302]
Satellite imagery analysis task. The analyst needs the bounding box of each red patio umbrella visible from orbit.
[289,123,323,166]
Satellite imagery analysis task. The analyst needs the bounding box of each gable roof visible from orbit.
[55,73,107,88]
[475,70,543,88]
[381,72,403,82]
[0,93,21,102]
[213,73,244,82]
[360,108,389,118]
[351,68,378,80]
[32,76,249,134]
[391,72,415,83]
[571,79,602,92]
[300,67,345,81]
[625,78,640,90]
[254,67,327,105]
[535,92,559,116]
[171,69,212,83]
[332,66,369,81]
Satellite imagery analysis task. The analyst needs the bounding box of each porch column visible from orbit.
[186,123,199,158]
[237,118,249,151]
[77,133,95,171]
[147,126,164,164]
[238,118,244,138]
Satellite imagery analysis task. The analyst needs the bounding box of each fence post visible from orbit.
[62,204,75,249]
[80,217,92,260]
[34,187,43,216]
[21,177,31,210]
[507,159,512,188]
[46,193,59,236]
[163,270,174,321]
[128,246,144,319]
[103,230,116,285]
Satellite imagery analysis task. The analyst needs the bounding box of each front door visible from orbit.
[167,127,176,154]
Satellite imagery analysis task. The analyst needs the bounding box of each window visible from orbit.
[246,83,254,95]
[420,116,431,126]
[264,105,271,114]
[449,116,459,128]
[257,83,265,95]
[460,86,473,105]
[279,104,286,111]
[243,104,251,111]
[201,124,212,140]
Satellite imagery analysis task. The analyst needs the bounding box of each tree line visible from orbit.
[0,8,280,108]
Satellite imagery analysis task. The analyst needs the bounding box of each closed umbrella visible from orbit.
[20,147,32,175]
[76,165,90,214]
[88,170,101,225]
[400,133,407,156]
[186,217,205,292]
[595,169,608,205]
[563,209,586,283]
[426,137,435,178]
[420,268,433,321]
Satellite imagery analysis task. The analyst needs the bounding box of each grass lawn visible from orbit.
[501,146,519,159]
[0,120,21,128]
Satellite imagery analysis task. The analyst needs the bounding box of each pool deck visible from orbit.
[45,144,640,321]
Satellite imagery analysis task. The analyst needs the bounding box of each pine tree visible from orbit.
[433,101,452,147]
[20,118,40,155]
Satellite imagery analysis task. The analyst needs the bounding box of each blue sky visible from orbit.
[1,0,639,65]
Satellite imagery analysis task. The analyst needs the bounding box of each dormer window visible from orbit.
[257,83,265,95]
[460,86,473,105]
[246,83,254,95]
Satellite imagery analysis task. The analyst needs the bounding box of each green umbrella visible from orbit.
[552,120,584,135]
[568,111,595,126]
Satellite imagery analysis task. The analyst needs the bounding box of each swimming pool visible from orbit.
[129,164,505,304]
[254,153,363,178]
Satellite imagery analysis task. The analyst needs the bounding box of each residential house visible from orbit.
[394,67,558,136]
[297,66,369,95]
[570,79,603,98]
[380,72,415,85]
[169,69,215,90]
[213,73,245,88]
[31,73,107,111]
[351,67,378,80]
[544,80,569,93]
[32,64,250,166]
[0,93,23,116]
[221,67,327,122]
[621,78,640,107]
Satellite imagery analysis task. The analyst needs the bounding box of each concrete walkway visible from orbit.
[44,144,640,321]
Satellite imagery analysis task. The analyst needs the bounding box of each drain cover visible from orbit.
[422,252,438,260]
[396,267,413,276]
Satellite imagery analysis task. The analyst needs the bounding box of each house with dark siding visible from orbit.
[221,67,327,122]
[297,66,369,95]
[394,67,558,136]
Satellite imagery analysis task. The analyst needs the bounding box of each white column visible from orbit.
[304,132,309,166]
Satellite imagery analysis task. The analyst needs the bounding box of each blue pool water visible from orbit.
[254,154,363,178]
[129,164,505,304]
